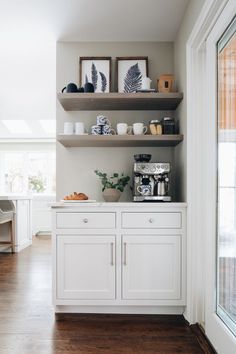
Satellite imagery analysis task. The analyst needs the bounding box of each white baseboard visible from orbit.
[55,305,185,315]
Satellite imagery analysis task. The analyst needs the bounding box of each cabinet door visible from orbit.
[57,235,116,300]
[16,200,31,246]
[122,235,181,300]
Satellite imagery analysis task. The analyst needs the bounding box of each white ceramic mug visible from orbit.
[75,122,86,135]
[116,123,132,135]
[133,123,147,135]
[64,122,74,135]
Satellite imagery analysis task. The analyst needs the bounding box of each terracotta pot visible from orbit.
[102,188,121,202]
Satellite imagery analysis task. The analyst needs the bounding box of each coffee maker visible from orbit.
[133,155,171,202]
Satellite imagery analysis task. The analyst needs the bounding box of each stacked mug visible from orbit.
[91,115,115,135]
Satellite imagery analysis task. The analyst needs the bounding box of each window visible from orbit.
[0,150,55,195]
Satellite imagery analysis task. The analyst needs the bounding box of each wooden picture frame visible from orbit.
[79,57,112,93]
[116,56,148,93]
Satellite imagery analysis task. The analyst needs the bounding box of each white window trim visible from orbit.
[186,0,236,352]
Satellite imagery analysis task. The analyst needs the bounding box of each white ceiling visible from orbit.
[0,0,190,42]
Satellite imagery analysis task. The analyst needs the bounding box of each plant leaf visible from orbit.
[123,63,142,93]
[99,72,107,92]
[85,74,89,84]
[91,63,98,91]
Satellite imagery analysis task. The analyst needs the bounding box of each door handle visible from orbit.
[110,242,114,266]
[123,242,127,265]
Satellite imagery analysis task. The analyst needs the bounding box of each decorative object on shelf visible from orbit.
[97,115,110,126]
[84,82,95,93]
[91,115,115,135]
[79,57,111,93]
[157,74,174,93]
[64,122,74,135]
[132,122,147,135]
[75,122,87,135]
[91,125,102,135]
[62,83,80,93]
[141,77,152,90]
[116,57,148,93]
[149,120,162,135]
[116,123,132,135]
[94,170,130,202]
[162,117,175,134]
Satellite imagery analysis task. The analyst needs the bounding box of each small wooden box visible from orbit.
[158,74,174,93]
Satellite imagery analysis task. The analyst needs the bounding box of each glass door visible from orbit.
[217,17,236,336]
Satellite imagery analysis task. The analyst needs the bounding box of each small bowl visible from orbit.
[134,154,152,162]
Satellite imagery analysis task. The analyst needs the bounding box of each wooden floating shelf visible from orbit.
[57,92,183,111]
[57,134,184,148]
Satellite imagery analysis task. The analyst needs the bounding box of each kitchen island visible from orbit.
[51,202,187,314]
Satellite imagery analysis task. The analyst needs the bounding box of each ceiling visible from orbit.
[0,0,190,42]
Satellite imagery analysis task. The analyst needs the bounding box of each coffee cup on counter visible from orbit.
[64,122,74,135]
[117,123,132,135]
[132,123,147,135]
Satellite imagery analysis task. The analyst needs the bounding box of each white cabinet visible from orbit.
[57,235,116,300]
[15,199,31,249]
[52,203,186,314]
[122,235,181,300]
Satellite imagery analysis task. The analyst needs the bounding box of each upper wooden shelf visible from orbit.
[57,92,183,111]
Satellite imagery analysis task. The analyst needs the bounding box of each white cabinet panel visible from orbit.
[56,212,116,229]
[122,235,181,300]
[15,199,31,248]
[57,235,116,300]
[122,212,182,229]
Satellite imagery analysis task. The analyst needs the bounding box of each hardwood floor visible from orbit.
[0,237,213,354]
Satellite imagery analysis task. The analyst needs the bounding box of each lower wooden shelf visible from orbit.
[57,134,183,147]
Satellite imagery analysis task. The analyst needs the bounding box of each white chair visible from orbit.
[0,201,15,253]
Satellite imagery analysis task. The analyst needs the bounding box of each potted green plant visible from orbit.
[94,170,130,202]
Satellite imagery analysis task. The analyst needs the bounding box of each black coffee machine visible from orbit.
[133,154,171,202]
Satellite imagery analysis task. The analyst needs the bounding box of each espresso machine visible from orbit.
[133,155,171,202]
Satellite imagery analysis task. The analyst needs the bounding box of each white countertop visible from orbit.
[0,195,33,200]
[50,201,187,208]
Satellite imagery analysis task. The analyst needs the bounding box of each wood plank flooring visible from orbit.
[0,237,213,354]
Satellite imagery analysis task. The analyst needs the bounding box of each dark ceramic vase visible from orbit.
[62,83,78,93]
[84,82,94,93]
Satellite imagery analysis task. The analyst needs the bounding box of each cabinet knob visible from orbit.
[83,218,88,223]
[149,218,154,223]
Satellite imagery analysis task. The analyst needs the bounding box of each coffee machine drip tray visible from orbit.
[133,196,171,202]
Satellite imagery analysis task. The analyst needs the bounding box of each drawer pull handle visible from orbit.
[83,218,88,223]
[149,218,154,223]
[123,242,127,266]
[110,242,114,266]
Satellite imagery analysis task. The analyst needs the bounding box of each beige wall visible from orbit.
[56,41,178,201]
[174,0,206,201]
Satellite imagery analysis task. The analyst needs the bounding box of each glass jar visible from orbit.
[149,120,162,135]
[162,117,175,134]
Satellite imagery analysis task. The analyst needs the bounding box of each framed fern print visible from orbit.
[116,57,148,93]
[79,57,111,93]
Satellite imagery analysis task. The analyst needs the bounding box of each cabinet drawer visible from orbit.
[56,212,116,229]
[122,212,181,229]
